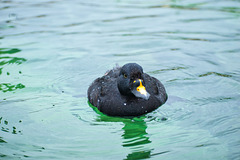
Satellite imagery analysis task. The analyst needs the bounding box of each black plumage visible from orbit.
[87,63,167,117]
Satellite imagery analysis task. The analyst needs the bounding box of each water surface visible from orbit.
[1,0,240,159]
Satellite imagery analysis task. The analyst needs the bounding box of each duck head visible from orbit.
[117,63,150,100]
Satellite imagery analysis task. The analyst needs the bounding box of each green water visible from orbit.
[1,0,240,159]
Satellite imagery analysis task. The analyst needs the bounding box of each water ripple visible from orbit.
[192,96,236,106]
[199,72,232,78]
[216,126,240,137]
[148,66,188,74]
[62,14,165,28]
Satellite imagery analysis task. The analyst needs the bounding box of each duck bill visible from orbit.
[132,79,150,100]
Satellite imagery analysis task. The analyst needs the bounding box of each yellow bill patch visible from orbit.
[136,80,147,96]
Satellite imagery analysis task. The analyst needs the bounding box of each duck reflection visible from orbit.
[122,119,152,160]
[91,104,152,160]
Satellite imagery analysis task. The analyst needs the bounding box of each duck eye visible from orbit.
[123,74,127,78]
